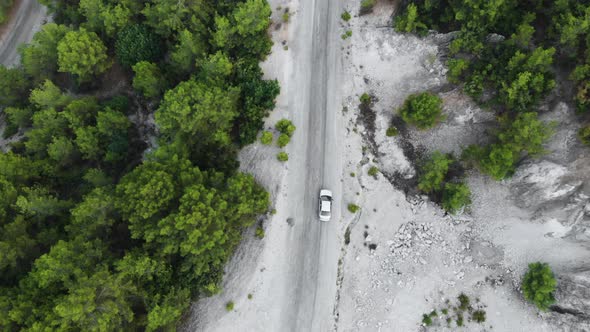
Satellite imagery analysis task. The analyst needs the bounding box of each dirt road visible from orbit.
[0,0,47,66]
[284,0,343,330]
[182,0,345,330]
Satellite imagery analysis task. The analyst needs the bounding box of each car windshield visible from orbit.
[320,210,330,216]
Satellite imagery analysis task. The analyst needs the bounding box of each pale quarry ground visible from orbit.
[335,1,590,332]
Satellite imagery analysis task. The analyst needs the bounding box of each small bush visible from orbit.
[394,3,427,35]
[367,166,379,178]
[360,92,371,105]
[277,151,289,162]
[260,131,273,145]
[247,294,253,300]
[457,293,470,311]
[341,11,351,21]
[350,172,355,177]
[456,314,464,327]
[471,310,486,323]
[360,0,375,15]
[398,92,444,129]
[282,12,290,23]
[386,127,399,137]
[578,125,590,146]
[225,301,234,311]
[341,30,352,40]
[347,203,359,213]
[275,119,296,136]
[270,208,277,215]
[255,226,265,239]
[442,182,471,214]
[422,313,433,326]
[418,151,453,193]
[277,133,291,147]
[522,262,557,311]
[429,310,438,317]
[441,308,448,315]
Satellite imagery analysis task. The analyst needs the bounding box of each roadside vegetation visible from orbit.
[0,0,279,330]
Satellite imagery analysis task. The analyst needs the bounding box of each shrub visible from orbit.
[367,166,379,178]
[418,152,453,193]
[398,92,444,129]
[457,293,470,311]
[360,0,375,15]
[277,151,289,162]
[247,294,253,300]
[277,133,291,147]
[456,314,464,327]
[225,301,234,311]
[386,127,399,137]
[422,313,433,326]
[471,310,486,323]
[341,30,352,40]
[260,131,273,145]
[275,119,296,136]
[360,92,371,105]
[522,262,557,311]
[394,3,427,34]
[347,203,359,213]
[578,125,590,146]
[341,11,351,21]
[255,226,265,238]
[350,172,355,177]
[441,182,471,214]
[447,58,469,84]
[282,12,290,23]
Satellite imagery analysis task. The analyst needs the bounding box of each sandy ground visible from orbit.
[185,0,590,331]
[0,0,47,67]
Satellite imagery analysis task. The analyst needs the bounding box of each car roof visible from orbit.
[321,200,331,212]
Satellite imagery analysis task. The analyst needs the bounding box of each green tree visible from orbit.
[441,182,471,214]
[579,125,590,146]
[132,61,165,98]
[522,262,557,311]
[394,3,427,34]
[0,66,29,107]
[63,97,100,129]
[52,267,135,331]
[115,24,162,67]
[20,23,71,82]
[399,92,444,129]
[418,151,453,193]
[67,188,116,239]
[155,79,240,145]
[235,60,280,145]
[25,108,69,157]
[47,136,78,165]
[233,0,271,37]
[29,79,71,110]
[57,28,112,81]
[170,29,206,73]
[498,112,553,156]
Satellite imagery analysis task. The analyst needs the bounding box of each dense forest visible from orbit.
[394,0,590,196]
[0,0,279,330]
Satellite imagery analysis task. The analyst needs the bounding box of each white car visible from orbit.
[318,189,333,221]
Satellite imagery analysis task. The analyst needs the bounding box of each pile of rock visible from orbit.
[387,221,442,261]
